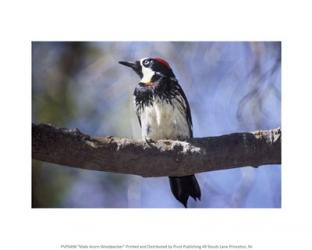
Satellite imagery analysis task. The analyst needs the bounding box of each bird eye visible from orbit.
[142,59,151,67]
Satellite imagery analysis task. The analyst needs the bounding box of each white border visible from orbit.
[1,0,312,249]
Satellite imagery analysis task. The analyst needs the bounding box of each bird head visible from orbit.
[119,57,175,86]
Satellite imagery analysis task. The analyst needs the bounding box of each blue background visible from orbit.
[32,42,281,208]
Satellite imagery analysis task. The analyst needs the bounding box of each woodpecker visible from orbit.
[119,57,201,207]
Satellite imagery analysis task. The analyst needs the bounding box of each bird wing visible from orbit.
[173,82,193,138]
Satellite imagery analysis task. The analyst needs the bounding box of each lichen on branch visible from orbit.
[32,123,281,177]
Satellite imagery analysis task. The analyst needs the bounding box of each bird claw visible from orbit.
[145,137,156,145]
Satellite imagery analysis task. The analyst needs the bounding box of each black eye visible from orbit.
[143,59,151,67]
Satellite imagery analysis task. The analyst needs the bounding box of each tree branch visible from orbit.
[32,123,281,177]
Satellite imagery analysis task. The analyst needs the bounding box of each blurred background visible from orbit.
[32,42,281,208]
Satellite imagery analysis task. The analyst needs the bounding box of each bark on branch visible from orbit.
[32,123,281,177]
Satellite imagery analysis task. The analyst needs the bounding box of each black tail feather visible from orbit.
[169,175,201,208]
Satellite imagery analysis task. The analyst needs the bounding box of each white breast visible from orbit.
[139,97,190,140]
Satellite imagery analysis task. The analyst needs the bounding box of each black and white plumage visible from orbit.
[119,57,201,207]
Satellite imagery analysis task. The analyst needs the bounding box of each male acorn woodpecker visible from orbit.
[119,57,201,207]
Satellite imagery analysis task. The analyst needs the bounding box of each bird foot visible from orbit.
[145,137,156,145]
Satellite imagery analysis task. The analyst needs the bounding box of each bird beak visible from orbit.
[119,60,142,78]
[119,61,136,68]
